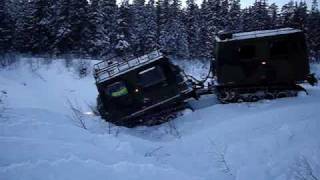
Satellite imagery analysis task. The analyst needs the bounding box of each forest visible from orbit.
[0,0,320,61]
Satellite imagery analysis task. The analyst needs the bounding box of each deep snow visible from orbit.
[0,59,320,180]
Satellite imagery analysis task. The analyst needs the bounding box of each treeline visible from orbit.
[0,0,320,60]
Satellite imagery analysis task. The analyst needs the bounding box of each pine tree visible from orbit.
[144,0,158,52]
[52,0,72,55]
[0,0,14,53]
[227,0,242,31]
[159,0,189,57]
[292,1,308,29]
[307,0,320,61]
[28,0,55,54]
[68,0,90,54]
[185,0,201,57]
[13,1,35,53]
[116,0,132,57]
[87,0,117,57]
[131,0,148,55]
[250,0,271,30]
[280,0,296,28]
[268,3,279,28]
[100,0,118,57]
[198,0,212,58]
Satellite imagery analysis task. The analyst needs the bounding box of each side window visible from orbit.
[105,81,128,97]
[270,40,288,57]
[238,45,256,60]
[138,66,166,88]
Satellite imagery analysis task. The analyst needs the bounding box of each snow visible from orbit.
[1,59,320,180]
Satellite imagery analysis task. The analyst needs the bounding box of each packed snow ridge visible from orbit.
[0,59,320,180]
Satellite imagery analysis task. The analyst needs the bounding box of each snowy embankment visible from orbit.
[0,59,320,180]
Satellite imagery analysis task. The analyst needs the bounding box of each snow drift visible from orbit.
[0,59,320,180]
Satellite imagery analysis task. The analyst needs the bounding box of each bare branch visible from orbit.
[291,156,319,180]
[208,139,234,178]
[66,98,87,130]
[145,146,163,157]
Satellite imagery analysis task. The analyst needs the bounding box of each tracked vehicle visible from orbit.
[94,28,317,127]
[94,50,194,127]
[214,28,317,103]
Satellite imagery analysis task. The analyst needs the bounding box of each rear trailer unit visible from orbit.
[214,28,317,103]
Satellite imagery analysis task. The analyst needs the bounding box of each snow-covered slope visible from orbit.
[1,59,320,180]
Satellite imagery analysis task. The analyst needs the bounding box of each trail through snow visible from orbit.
[0,59,320,180]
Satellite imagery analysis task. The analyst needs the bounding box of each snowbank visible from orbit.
[0,59,320,180]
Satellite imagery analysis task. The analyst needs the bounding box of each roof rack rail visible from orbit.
[94,50,163,83]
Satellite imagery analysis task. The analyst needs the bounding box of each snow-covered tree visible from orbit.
[280,1,296,28]
[227,0,242,31]
[198,0,212,58]
[307,0,320,61]
[0,0,14,53]
[268,3,279,28]
[185,0,201,57]
[159,0,189,57]
[116,0,132,57]
[27,0,55,54]
[130,0,148,55]
[87,0,117,57]
[250,0,271,30]
[144,0,158,53]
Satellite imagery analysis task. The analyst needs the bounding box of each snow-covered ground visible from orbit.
[1,59,320,180]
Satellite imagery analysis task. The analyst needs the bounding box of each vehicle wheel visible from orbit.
[237,96,245,103]
[277,91,287,98]
[248,95,259,102]
[218,91,230,104]
[265,92,275,100]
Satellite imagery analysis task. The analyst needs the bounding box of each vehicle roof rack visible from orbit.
[215,28,302,42]
[94,50,164,83]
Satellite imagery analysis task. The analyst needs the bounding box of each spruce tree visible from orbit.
[280,1,296,28]
[28,0,55,54]
[131,0,148,55]
[268,3,279,29]
[198,0,212,58]
[160,0,189,57]
[52,0,72,55]
[185,0,201,57]
[144,0,158,53]
[250,0,271,30]
[227,0,242,31]
[307,0,320,61]
[116,0,132,57]
[0,0,14,53]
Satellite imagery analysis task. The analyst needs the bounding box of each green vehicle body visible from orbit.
[214,28,311,87]
[94,51,192,126]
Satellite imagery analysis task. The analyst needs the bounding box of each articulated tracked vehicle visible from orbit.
[94,28,317,127]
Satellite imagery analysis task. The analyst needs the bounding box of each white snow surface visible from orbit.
[1,59,320,180]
